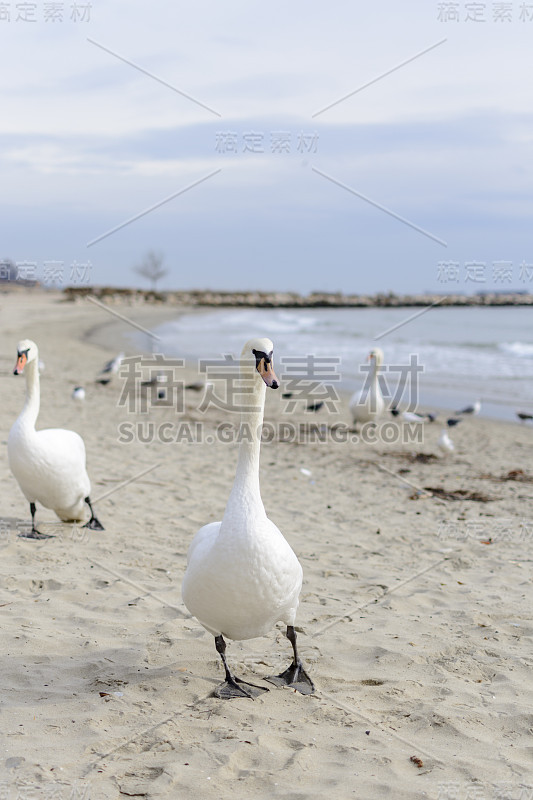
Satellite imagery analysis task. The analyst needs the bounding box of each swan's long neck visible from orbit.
[370,358,380,393]
[19,360,40,430]
[224,372,266,519]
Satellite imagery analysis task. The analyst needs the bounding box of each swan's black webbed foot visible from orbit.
[19,503,53,539]
[82,497,105,531]
[266,661,315,694]
[19,528,53,540]
[214,676,268,700]
[266,625,315,695]
[83,517,105,531]
[213,634,268,700]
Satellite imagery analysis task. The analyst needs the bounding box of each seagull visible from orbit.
[455,400,481,416]
[437,416,463,455]
[306,400,324,412]
[517,412,533,422]
[446,418,462,427]
[140,372,169,388]
[391,407,427,424]
[437,428,455,454]
[72,386,85,402]
[96,352,124,385]
[101,352,124,375]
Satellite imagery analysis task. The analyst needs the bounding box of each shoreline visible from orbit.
[97,302,531,425]
[62,285,533,308]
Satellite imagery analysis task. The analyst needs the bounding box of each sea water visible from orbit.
[146,306,533,422]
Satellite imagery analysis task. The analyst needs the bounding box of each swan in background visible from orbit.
[349,347,385,429]
[182,337,314,699]
[8,339,104,539]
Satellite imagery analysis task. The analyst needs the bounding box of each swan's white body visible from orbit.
[8,339,91,522]
[349,348,385,426]
[182,338,302,643]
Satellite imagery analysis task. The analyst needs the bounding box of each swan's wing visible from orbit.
[37,428,87,460]
[186,521,221,564]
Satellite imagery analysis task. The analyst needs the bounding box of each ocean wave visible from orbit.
[499,342,533,358]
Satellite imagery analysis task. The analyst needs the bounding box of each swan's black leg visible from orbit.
[82,496,105,531]
[18,502,52,540]
[266,625,315,694]
[213,635,268,700]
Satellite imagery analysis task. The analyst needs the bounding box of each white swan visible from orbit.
[8,339,104,539]
[182,337,314,699]
[349,347,385,428]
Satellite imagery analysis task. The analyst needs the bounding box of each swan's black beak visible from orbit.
[253,349,279,389]
[14,351,28,375]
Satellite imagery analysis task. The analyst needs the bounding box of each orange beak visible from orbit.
[257,357,279,389]
[14,352,27,375]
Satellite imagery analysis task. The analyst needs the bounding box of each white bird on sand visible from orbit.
[437,418,461,455]
[437,428,455,454]
[182,337,314,699]
[8,339,104,539]
[390,407,427,424]
[72,386,86,402]
[349,348,385,429]
[455,399,481,416]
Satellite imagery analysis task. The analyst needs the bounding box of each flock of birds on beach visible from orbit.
[5,338,531,698]
[347,347,485,455]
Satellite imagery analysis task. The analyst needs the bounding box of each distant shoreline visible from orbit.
[61,285,533,308]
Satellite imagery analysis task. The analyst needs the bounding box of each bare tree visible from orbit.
[133,250,168,290]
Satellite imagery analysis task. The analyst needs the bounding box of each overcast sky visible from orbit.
[2,0,533,294]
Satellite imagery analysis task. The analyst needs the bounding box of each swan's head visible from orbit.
[368,347,384,368]
[242,337,279,389]
[14,339,39,375]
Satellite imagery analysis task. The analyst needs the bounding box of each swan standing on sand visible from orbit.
[349,347,385,428]
[182,338,314,699]
[8,339,104,539]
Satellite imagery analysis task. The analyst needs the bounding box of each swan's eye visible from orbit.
[252,348,270,369]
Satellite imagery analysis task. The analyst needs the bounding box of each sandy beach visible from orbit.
[1,289,532,800]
